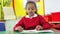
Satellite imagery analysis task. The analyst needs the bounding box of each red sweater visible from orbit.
[14,14,51,31]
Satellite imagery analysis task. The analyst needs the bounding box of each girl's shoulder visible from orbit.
[21,15,29,19]
[37,14,44,18]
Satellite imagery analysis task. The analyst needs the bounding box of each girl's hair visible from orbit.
[25,1,37,14]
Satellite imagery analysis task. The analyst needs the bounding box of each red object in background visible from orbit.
[51,12,60,22]
[44,12,60,22]
[51,12,60,29]
[12,0,14,9]
[44,12,60,29]
[43,15,52,22]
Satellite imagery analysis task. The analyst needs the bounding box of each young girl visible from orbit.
[14,1,51,32]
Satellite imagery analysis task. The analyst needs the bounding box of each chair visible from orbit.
[0,22,6,31]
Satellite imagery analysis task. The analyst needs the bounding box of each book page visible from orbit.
[21,30,53,33]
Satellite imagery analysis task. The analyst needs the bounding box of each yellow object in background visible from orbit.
[0,5,2,20]
[37,0,44,16]
[14,0,26,18]
[0,0,3,20]
[3,0,12,7]
[14,0,44,18]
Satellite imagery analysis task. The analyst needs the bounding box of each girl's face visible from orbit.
[26,3,36,16]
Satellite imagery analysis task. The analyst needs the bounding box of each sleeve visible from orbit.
[13,17,24,31]
[39,16,51,30]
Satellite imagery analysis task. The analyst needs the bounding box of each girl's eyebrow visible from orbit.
[27,6,32,8]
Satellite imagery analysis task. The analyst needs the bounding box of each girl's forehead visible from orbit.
[27,3,35,7]
[27,3,35,5]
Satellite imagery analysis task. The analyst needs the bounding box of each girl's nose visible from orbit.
[30,9,32,11]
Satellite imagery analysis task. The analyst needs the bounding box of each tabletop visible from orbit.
[0,30,60,34]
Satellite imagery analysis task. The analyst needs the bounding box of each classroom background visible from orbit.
[0,0,60,31]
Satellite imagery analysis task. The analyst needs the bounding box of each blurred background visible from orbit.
[0,0,60,31]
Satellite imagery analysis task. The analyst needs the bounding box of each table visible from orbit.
[15,32,53,34]
[0,30,60,34]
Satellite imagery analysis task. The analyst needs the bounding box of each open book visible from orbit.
[21,30,54,33]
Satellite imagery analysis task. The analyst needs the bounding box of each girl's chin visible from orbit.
[29,14,34,16]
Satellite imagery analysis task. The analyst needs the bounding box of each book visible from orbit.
[21,30,53,33]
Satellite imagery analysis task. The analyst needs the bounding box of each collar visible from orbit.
[25,14,37,18]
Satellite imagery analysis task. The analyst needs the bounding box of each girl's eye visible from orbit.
[27,8,30,10]
[32,9,34,10]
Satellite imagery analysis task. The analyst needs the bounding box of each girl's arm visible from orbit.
[13,17,24,31]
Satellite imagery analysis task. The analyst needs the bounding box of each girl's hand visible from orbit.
[35,25,43,31]
[17,26,24,32]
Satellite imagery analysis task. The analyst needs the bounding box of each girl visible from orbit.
[14,1,51,32]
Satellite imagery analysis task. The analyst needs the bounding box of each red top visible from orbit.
[14,14,51,31]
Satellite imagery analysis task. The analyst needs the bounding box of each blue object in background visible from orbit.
[0,22,5,31]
